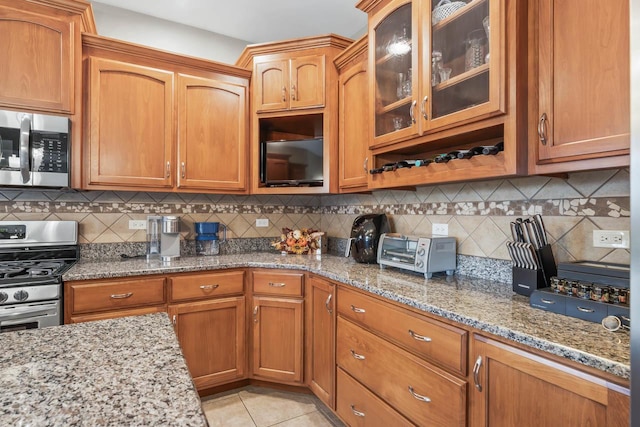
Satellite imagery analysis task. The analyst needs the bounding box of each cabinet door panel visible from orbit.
[0,6,73,113]
[170,297,246,390]
[87,57,173,187]
[339,60,369,191]
[252,296,303,383]
[536,0,629,163]
[290,55,325,109]
[255,60,289,112]
[177,74,247,191]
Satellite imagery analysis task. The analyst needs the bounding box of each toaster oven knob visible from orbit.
[417,248,426,256]
[0,291,7,304]
[14,290,29,302]
[416,260,424,269]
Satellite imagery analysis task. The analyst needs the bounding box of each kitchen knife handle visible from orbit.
[473,355,483,391]
[538,113,548,145]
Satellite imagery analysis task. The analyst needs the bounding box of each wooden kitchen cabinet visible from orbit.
[169,296,246,390]
[82,34,250,193]
[0,0,93,114]
[254,55,325,113]
[64,275,167,324]
[305,275,336,408]
[335,36,370,193]
[528,0,630,173]
[470,334,630,427]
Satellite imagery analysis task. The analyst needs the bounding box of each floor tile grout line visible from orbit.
[237,393,259,427]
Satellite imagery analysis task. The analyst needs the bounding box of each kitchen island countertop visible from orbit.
[0,313,207,427]
[64,252,631,381]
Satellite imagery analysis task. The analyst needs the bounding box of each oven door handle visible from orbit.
[0,307,55,323]
[19,113,32,184]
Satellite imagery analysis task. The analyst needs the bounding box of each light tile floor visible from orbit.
[201,386,345,427]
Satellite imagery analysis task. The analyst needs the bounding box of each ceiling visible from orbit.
[91,0,368,43]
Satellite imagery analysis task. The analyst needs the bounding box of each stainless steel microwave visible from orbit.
[0,109,70,188]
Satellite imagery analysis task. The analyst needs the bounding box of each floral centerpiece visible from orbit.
[272,228,325,255]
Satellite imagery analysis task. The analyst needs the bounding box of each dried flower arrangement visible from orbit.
[272,228,325,254]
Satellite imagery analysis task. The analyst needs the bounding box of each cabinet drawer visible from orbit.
[69,277,166,314]
[170,270,244,302]
[252,271,304,297]
[69,305,166,324]
[338,287,467,375]
[337,318,466,427]
[565,298,608,323]
[337,368,413,427]
[529,291,566,315]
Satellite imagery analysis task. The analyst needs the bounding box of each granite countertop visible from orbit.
[64,253,631,381]
[0,313,207,427]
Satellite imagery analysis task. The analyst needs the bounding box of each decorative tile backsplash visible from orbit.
[0,168,630,265]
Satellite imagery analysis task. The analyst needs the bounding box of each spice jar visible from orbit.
[618,288,629,305]
[577,282,591,299]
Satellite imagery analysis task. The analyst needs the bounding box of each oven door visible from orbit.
[0,300,61,333]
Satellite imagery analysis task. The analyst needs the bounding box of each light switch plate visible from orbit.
[432,223,448,235]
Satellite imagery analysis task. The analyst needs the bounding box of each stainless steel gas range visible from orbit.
[0,221,78,333]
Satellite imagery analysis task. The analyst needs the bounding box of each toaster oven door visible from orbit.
[378,235,418,267]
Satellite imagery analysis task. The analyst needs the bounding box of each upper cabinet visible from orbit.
[81,35,250,193]
[0,0,95,114]
[255,55,325,112]
[357,0,527,190]
[528,0,630,174]
[236,35,352,195]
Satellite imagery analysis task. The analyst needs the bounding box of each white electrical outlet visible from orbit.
[256,218,269,228]
[593,230,630,249]
[432,223,448,236]
[128,220,147,230]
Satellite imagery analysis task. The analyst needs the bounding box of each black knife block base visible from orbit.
[512,267,546,296]
[536,244,558,284]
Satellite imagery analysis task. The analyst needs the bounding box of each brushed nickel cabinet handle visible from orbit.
[110,292,133,299]
[166,161,171,178]
[409,100,417,124]
[363,157,368,173]
[408,329,432,342]
[268,282,286,287]
[181,162,186,178]
[253,306,258,323]
[421,96,428,120]
[473,355,483,391]
[291,84,296,101]
[200,284,219,290]
[350,349,365,360]
[408,386,431,403]
[172,314,177,325]
[325,294,333,314]
[282,86,286,102]
[577,306,595,313]
[350,405,365,417]
[350,305,365,313]
[538,113,548,145]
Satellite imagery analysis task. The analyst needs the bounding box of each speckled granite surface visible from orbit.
[64,253,631,381]
[0,313,207,427]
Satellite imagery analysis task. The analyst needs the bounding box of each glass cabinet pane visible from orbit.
[374,3,413,138]
[430,0,490,119]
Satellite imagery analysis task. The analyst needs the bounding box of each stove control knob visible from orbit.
[0,291,7,304]
[14,290,29,302]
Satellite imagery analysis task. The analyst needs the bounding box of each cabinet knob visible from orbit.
[538,113,548,145]
[421,96,428,120]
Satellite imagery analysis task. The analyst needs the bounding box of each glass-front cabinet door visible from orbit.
[424,0,504,131]
[370,0,418,147]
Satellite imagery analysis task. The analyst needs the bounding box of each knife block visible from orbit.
[512,244,557,297]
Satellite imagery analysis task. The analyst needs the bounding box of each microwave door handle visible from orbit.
[19,113,32,184]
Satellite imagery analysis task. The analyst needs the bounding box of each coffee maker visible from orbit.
[147,215,181,261]
[345,214,390,263]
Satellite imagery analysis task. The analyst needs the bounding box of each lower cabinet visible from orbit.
[168,296,246,390]
[251,296,304,383]
[470,334,630,427]
[305,275,336,408]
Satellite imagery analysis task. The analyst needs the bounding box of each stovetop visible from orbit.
[0,260,66,280]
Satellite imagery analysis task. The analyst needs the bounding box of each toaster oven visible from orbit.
[377,233,456,278]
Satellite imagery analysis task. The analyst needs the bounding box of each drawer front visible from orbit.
[530,291,566,314]
[170,270,244,302]
[338,287,467,375]
[252,271,304,297]
[565,298,608,323]
[69,305,166,324]
[337,317,466,427]
[337,368,414,427]
[70,277,166,314]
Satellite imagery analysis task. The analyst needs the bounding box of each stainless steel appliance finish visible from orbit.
[377,233,456,278]
[0,109,70,187]
[0,221,78,333]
